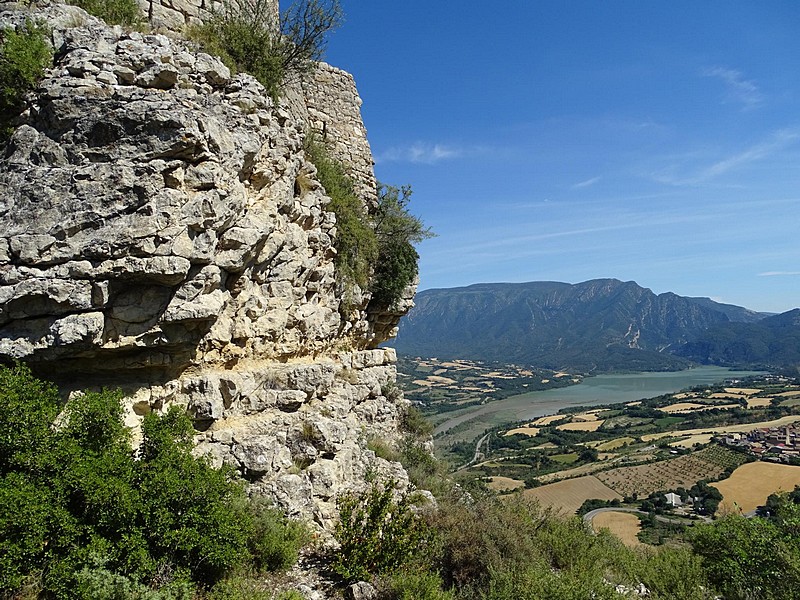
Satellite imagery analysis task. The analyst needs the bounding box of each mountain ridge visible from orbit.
[393,278,781,372]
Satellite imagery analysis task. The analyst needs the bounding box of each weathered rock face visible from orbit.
[0,3,416,529]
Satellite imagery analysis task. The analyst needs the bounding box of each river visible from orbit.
[433,366,766,444]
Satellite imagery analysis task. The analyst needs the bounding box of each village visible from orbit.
[719,423,800,464]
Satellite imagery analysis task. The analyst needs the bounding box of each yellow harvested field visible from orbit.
[427,375,456,384]
[592,512,642,547]
[574,412,601,422]
[661,402,739,414]
[710,392,746,399]
[595,437,635,451]
[669,434,714,448]
[672,392,699,400]
[626,401,643,406]
[557,420,604,432]
[746,397,773,408]
[504,426,540,437]
[534,442,558,449]
[725,388,761,396]
[487,476,525,492]
[777,390,800,397]
[660,402,706,413]
[412,379,434,387]
[532,415,566,426]
[641,415,800,442]
[523,476,621,515]
[555,372,570,377]
[713,462,800,513]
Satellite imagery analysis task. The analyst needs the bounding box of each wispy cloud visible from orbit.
[703,67,764,110]
[700,129,800,179]
[652,129,800,185]
[758,271,800,277]
[571,176,601,189]
[375,142,461,164]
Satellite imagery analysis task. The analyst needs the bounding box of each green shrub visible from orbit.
[304,135,377,304]
[370,184,433,309]
[247,497,309,572]
[0,21,51,142]
[333,482,434,583]
[189,0,342,101]
[303,139,432,311]
[0,365,254,598]
[380,568,454,600]
[68,0,142,26]
[400,405,434,438]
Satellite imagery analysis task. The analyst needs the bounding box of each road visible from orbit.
[457,432,490,471]
[583,507,711,530]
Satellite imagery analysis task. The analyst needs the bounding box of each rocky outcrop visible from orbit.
[0,2,416,529]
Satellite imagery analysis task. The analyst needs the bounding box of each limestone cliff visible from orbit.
[0,2,416,530]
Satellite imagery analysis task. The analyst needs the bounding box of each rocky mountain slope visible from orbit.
[0,1,415,531]
[676,308,800,369]
[393,279,768,372]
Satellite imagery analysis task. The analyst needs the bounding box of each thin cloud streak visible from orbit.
[703,67,764,110]
[758,271,800,277]
[572,176,601,189]
[652,129,800,185]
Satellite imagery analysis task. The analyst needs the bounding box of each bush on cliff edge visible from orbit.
[0,364,306,599]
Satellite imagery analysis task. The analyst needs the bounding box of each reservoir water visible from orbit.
[434,366,766,444]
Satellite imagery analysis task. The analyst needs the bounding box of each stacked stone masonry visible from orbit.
[0,2,416,532]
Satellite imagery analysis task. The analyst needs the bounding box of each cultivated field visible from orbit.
[505,426,540,437]
[596,446,748,497]
[641,415,800,443]
[557,420,605,432]
[591,512,642,547]
[523,475,621,515]
[712,462,800,513]
[487,476,525,492]
[532,415,567,426]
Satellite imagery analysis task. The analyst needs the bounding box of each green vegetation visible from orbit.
[0,21,51,142]
[690,498,800,599]
[68,0,142,26]
[369,183,433,308]
[333,481,434,583]
[0,365,307,599]
[189,0,342,101]
[304,137,431,311]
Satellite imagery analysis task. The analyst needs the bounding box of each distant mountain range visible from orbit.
[392,279,798,372]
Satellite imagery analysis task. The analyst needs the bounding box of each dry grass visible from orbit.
[557,420,604,432]
[487,476,525,492]
[504,426,540,437]
[777,390,800,397]
[626,400,643,406]
[712,462,800,513]
[428,375,456,384]
[660,402,706,413]
[531,415,567,426]
[595,437,636,451]
[669,434,714,448]
[746,397,772,408]
[522,476,621,515]
[591,511,643,547]
[725,387,761,396]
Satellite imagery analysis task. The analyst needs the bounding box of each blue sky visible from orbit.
[323,1,800,313]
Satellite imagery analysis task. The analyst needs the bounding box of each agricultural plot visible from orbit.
[523,475,622,515]
[591,512,642,547]
[712,462,800,513]
[596,446,748,497]
[487,476,525,492]
[557,420,605,432]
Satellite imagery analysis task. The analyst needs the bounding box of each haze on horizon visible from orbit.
[325,1,800,315]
